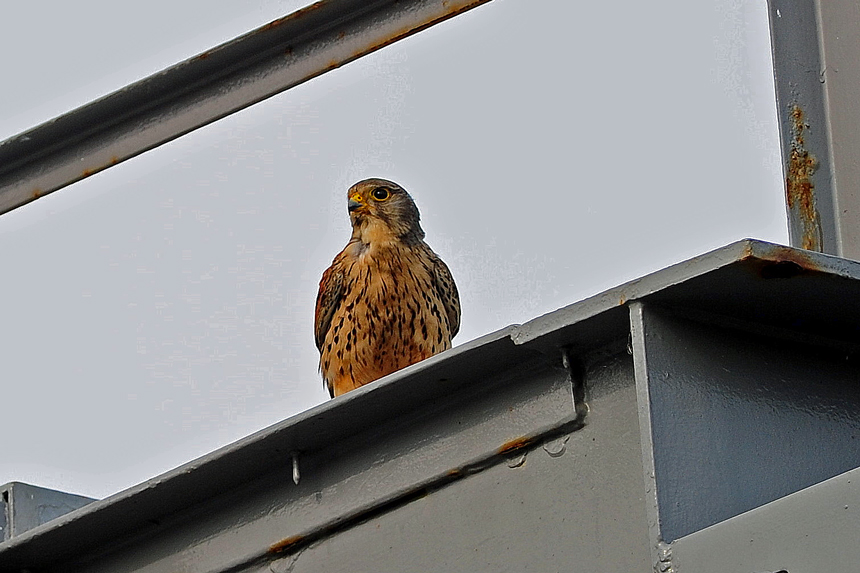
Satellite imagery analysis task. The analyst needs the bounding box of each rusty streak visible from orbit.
[786,104,823,251]
[258,415,586,564]
[269,534,305,554]
[497,435,536,455]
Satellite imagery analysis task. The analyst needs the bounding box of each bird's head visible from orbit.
[346,178,425,243]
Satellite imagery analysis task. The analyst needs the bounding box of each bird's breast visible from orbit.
[320,243,453,396]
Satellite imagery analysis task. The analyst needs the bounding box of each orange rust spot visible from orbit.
[756,244,825,279]
[447,468,463,478]
[32,188,42,199]
[269,534,305,554]
[619,294,627,305]
[771,245,818,269]
[82,168,96,177]
[497,436,534,455]
[110,156,119,165]
[196,50,212,60]
[785,104,822,251]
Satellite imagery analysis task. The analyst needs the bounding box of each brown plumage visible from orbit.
[314,178,460,398]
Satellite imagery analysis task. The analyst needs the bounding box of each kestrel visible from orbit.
[314,178,460,398]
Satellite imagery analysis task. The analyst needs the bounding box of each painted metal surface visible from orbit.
[2,239,860,572]
[672,464,860,573]
[0,329,585,572]
[768,0,860,258]
[0,483,95,542]
[270,353,650,573]
[630,302,860,544]
[0,0,492,216]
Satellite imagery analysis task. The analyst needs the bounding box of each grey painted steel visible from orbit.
[672,464,860,573]
[0,328,587,572]
[0,0,491,216]
[273,353,650,573]
[3,239,860,572]
[768,0,860,258]
[0,482,95,542]
[631,302,860,544]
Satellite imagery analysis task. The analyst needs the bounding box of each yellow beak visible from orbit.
[348,193,365,213]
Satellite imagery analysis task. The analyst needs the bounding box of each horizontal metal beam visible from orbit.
[0,330,581,571]
[0,0,491,216]
[2,239,860,571]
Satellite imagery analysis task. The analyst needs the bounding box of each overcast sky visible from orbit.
[0,0,786,500]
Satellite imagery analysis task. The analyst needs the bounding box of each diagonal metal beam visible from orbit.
[768,0,860,259]
[0,0,492,216]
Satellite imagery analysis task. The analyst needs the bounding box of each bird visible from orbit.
[314,178,460,398]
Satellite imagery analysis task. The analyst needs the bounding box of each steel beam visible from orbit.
[3,239,860,572]
[0,483,95,542]
[768,0,860,258]
[630,301,860,546]
[0,0,491,216]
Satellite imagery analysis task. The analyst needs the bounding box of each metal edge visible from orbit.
[512,238,860,347]
[628,302,668,571]
[0,325,524,556]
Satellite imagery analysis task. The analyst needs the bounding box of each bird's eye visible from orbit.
[371,187,391,201]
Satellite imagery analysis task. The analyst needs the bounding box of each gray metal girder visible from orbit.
[0,0,492,216]
[0,329,603,572]
[0,483,95,542]
[630,302,860,551]
[3,239,860,572]
[768,0,860,258]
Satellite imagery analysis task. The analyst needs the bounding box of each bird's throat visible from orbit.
[352,218,401,251]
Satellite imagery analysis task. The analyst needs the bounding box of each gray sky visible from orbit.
[1,0,786,499]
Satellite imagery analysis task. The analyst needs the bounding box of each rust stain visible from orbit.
[497,435,534,455]
[32,188,42,199]
[345,0,492,63]
[277,1,491,84]
[110,156,119,165]
[785,104,822,251]
[752,243,827,279]
[446,468,463,478]
[196,50,212,61]
[269,534,305,554]
[82,168,96,177]
[261,1,325,32]
[771,245,819,269]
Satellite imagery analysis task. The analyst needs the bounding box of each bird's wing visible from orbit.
[314,262,345,351]
[432,256,461,338]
